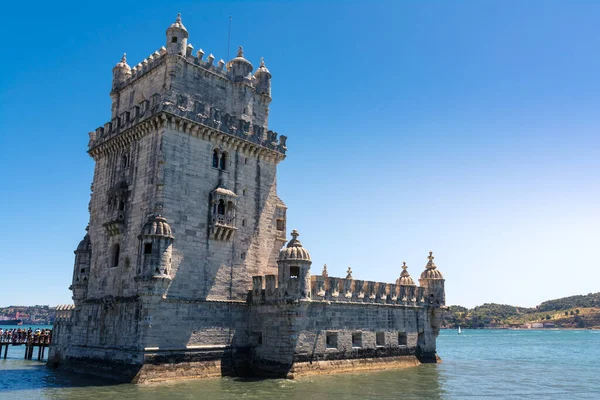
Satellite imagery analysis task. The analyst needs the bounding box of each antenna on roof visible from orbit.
[227,16,232,60]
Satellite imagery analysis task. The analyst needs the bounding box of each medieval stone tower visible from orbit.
[50,14,445,383]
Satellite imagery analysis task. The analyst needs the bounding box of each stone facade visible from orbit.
[49,14,445,383]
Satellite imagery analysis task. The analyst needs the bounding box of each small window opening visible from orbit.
[430,294,435,297]
[376,332,385,346]
[244,158,248,165]
[352,332,362,348]
[144,243,153,255]
[171,37,178,43]
[212,149,219,168]
[219,152,228,170]
[80,268,86,273]
[398,332,407,346]
[242,219,246,227]
[276,219,285,231]
[112,244,120,267]
[118,199,125,211]
[217,199,225,215]
[241,252,246,260]
[243,188,247,196]
[290,266,300,279]
[326,332,338,349]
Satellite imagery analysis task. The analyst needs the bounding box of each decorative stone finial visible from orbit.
[426,251,437,269]
[400,262,410,277]
[322,264,328,278]
[237,46,244,57]
[260,57,265,67]
[176,13,182,23]
[121,53,127,63]
[291,229,299,240]
[346,267,353,279]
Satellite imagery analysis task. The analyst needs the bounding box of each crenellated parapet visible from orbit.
[249,232,444,309]
[87,95,287,159]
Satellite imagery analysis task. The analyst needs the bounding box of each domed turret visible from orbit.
[418,251,445,306]
[396,262,416,286]
[254,57,271,97]
[420,251,444,280]
[166,13,188,57]
[137,215,175,293]
[71,230,92,304]
[278,229,311,262]
[141,214,174,238]
[227,46,253,82]
[277,230,312,300]
[112,53,131,88]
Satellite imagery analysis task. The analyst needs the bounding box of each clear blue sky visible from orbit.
[1,0,598,308]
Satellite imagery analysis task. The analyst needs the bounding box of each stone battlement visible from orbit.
[250,274,427,306]
[87,95,287,157]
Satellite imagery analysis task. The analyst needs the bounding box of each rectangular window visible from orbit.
[352,332,362,348]
[171,37,178,43]
[326,332,338,349]
[80,268,86,273]
[398,332,407,346]
[376,332,385,346]
[144,243,153,255]
[290,266,300,279]
[276,219,285,231]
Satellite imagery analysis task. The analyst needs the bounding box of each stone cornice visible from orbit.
[88,110,287,163]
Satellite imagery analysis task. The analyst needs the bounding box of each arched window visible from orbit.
[212,149,219,168]
[217,199,225,215]
[219,152,228,170]
[112,244,120,267]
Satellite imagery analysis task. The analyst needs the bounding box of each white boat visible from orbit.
[458,326,462,334]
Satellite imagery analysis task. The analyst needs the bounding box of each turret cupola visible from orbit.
[70,229,92,305]
[112,53,131,89]
[278,229,311,262]
[254,57,272,97]
[136,214,175,295]
[420,251,444,280]
[418,251,446,307]
[396,262,416,286]
[227,46,254,82]
[166,13,189,57]
[277,230,312,300]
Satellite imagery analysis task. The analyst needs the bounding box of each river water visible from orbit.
[1,327,599,399]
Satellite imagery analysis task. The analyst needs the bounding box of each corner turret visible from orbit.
[277,229,312,300]
[418,251,445,306]
[227,46,253,82]
[166,13,188,57]
[70,229,91,305]
[135,214,175,297]
[112,53,131,89]
[253,57,272,97]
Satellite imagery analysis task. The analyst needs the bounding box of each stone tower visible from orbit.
[50,14,288,379]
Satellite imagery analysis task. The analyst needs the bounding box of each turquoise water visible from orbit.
[1,328,600,399]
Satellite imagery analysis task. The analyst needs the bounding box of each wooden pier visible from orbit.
[0,331,52,361]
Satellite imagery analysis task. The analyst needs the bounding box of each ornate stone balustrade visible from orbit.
[250,274,427,306]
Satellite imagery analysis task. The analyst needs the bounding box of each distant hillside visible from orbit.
[444,292,600,329]
[537,293,600,312]
[0,305,55,325]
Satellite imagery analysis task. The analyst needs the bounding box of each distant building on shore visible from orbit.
[49,14,446,383]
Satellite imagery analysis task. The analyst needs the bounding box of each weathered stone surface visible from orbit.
[49,13,446,383]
